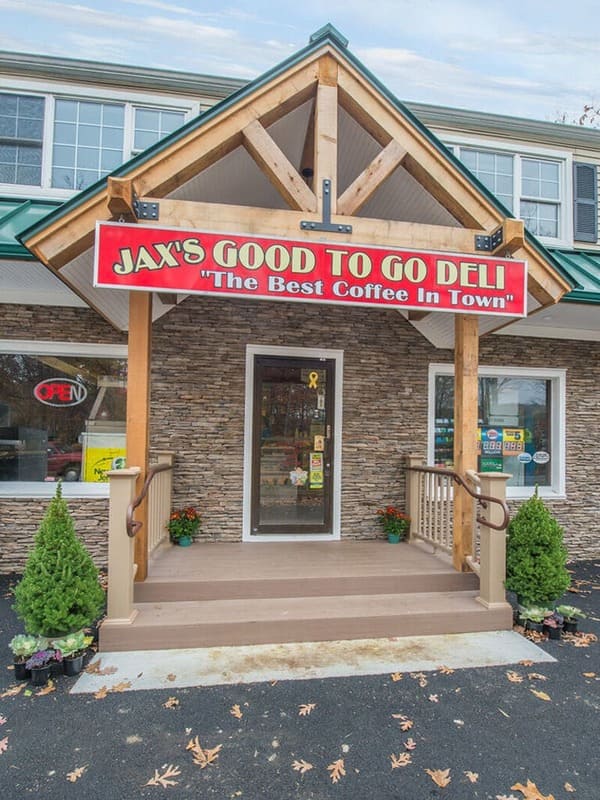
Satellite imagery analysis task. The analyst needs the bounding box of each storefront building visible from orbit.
[1,25,599,595]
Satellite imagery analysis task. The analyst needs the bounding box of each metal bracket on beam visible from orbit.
[475,227,503,252]
[132,194,159,221]
[300,179,352,234]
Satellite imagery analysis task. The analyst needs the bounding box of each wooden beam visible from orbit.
[453,314,479,572]
[337,69,498,230]
[299,98,316,190]
[137,196,491,252]
[107,177,136,219]
[491,218,525,255]
[314,58,338,216]
[242,119,317,212]
[338,139,407,216]
[127,291,152,582]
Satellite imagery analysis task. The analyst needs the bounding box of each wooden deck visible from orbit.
[99,540,513,651]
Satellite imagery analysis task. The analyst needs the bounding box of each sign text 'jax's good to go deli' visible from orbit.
[94,223,528,317]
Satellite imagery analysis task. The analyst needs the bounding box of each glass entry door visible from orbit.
[251,355,335,535]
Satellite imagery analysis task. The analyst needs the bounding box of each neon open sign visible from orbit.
[34,379,88,407]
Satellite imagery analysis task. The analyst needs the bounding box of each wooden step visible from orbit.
[99,590,513,651]
[134,570,479,602]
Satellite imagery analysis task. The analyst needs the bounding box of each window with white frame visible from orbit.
[429,365,565,498]
[0,341,127,496]
[450,144,566,242]
[0,93,45,185]
[0,90,187,193]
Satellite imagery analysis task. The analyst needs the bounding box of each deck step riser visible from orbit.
[134,572,479,602]
[100,608,512,651]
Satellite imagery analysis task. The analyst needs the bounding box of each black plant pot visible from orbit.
[13,660,31,682]
[30,665,52,687]
[63,653,85,677]
[563,619,578,634]
[526,620,544,632]
[543,624,563,640]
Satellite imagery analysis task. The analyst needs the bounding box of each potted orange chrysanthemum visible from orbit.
[167,506,201,546]
[376,505,410,543]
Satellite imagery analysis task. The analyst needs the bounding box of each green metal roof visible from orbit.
[7,23,586,297]
[548,249,600,304]
[0,197,61,259]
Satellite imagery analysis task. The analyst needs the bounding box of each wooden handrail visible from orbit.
[126,461,173,538]
[407,464,510,531]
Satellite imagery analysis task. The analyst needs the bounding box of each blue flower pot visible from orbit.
[177,535,192,546]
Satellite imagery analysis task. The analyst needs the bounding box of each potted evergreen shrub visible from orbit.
[13,482,105,639]
[505,488,570,608]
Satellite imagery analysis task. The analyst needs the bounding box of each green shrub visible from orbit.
[505,489,570,606]
[13,483,105,637]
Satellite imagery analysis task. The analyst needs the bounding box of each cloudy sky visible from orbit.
[0,0,598,122]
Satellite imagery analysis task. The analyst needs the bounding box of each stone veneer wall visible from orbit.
[0,305,126,572]
[1,298,599,572]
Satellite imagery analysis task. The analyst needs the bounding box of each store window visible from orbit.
[429,365,565,498]
[132,107,186,154]
[0,343,127,494]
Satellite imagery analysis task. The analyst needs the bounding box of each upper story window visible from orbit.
[0,91,187,195]
[0,93,45,186]
[52,99,125,191]
[456,146,563,240]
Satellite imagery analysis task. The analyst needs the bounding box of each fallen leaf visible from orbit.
[0,716,6,725]
[36,680,56,696]
[390,672,403,682]
[511,779,556,799]
[527,673,548,681]
[145,764,181,788]
[519,660,534,667]
[166,673,176,682]
[428,694,439,702]
[425,768,451,788]
[496,795,520,800]
[0,737,8,754]
[390,752,412,768]
[298,703,316,716]
[270,680,278,686]
[438,665,455,675]
[507,671,524,683]
[391,713,413,732]
[564,782,576,793]
[0,683,25,699]
[66,765,87,782]
[404,738,417,751]
[465,771,479,783]
[94,686,109,700]
[498,708,511,718]
[86,659,118,676]
[530,689,551,702]
[163,697,180,709]
[187,736,222,769]
[110,681,131,693]
[583,672,596,678]
[291,759,313,774]
[327,758,346,784]
[230,704,243,719]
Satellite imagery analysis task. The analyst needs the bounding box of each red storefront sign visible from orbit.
[94,222,528,317]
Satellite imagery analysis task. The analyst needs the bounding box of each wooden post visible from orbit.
[314,57,338,217]
[406,453,424,541]
[105,467,140,624]
[127,291,153,581]
[453,314,479,571]
[476,472,511,609]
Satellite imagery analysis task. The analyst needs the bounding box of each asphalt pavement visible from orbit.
[1,561,598,800]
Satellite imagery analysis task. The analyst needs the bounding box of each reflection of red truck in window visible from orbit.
[47,442,82,482]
